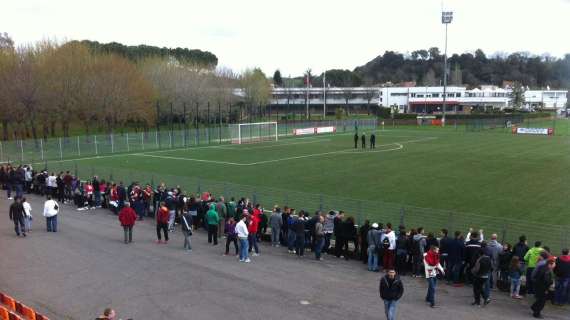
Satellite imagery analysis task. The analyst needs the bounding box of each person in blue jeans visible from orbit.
[236,213,250,263]
[424,245,445,308]
[367,223,380,271]
[379,269,404,320]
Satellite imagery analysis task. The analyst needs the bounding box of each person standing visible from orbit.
[553,248,570,305]
[236,214,250,263]
[9,197,26,237]
[216,196,227,238]
[156,202,169,244]
[118,202,137,244]
[22,197,32,233]
[92,176,101,208]
[224,217,238,256]
[269,207,283,247]
[314,215,325,261]
[524,241,544,294]
[43,195,59,232]
[359,220,370,265]
[424,245,445,308]
[181,208,193,252]
[382,223,397,271]
[206,203,219,245]
[361,132,366,149]
[323,211,335,254]
[367,223,381,272]
[294,211,307,257]
[370,133,376,149]
[379,269,404,320]
[485,234,503,290]
[471,246,492,306]
[531,257,556,318]
[509,256,524,299]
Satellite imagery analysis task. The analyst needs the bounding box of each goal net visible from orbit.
[229,122,278,144]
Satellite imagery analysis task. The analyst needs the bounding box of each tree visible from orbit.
[511,83,525,110]
[241,68,271,120]
[0,38,17,140]
[273,69,283,87]
[422,68,437,86]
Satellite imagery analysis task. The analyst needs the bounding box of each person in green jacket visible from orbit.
[524,241,543,294]
[206,203,219,245]
[227,197,237,220]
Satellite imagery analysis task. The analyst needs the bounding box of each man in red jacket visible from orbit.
[248,209,260,256]
[156,202,170,244]
[118,202,137,244]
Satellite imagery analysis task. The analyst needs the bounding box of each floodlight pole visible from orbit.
[441,11,453,127]
[323,71,326,119]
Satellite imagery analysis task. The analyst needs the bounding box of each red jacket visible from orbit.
[248,214,260,233]
[157,206,170,224]
[119,207,137,227]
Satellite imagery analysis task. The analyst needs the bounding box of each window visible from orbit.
[432,93,439,98]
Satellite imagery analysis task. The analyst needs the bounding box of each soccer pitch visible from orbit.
[50,125,570,229]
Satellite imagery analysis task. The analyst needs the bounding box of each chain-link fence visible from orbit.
[42,161,570,254]
[0,119,378,163]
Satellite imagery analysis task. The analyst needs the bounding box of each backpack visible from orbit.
[474,255,492,276]
[410,238,421,256]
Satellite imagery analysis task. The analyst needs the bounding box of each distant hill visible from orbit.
[75,40,218,68]
[352,48,570,89]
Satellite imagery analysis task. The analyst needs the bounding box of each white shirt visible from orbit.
[23,202,32,217]
[236,219,249,238]
[47,175,57,188]
[43,199,59,217]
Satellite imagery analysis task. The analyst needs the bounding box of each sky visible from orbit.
[3,0,569,76]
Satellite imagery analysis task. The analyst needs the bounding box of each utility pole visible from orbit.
[323,71,327,119]
[441,10,453,127]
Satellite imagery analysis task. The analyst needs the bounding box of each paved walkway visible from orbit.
[0,194,568,320]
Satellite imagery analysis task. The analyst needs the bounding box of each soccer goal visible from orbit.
[229,122,278,144]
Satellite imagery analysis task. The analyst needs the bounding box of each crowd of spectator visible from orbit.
[3,163,569,319]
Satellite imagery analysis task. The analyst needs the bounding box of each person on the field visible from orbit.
[361,132,366,149]
[118,202,137,244]
[354,133,358,149]
[379,269,404,320]
[9,197,26,237]
[370,133,376,149]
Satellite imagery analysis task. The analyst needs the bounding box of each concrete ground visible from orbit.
[0,194,568,320]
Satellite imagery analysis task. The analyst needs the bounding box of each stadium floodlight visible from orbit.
[441,10,453,127]
[229,121,278,144]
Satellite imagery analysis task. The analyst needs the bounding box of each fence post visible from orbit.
[319,194,324,212]
[77,136,81,156]
[58,138,63,160]
[155,131,159,149]
[399,207,405,227]
[74,161,78,177]
[357,201,363,226]
[501,222,508,245]
[126,132,130,152]
[0,140,3,162]
[141,132,144,150]
[94,135,98,155]
[448,211,454,233]
[197,178,201,195]
[111,134,115,153]
[223,182,228,198]
[284,193,289,206]
[169,131,172,149]
[39,139,44,161]
[151,174,155,187]
[20,140,24,162]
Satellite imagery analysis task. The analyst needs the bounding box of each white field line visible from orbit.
[132,137,437,166]
[213,139,331,151]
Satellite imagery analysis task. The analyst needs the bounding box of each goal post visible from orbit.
[229,122,278,144]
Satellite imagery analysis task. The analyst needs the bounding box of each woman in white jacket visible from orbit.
[43,196,59,232]
[22,197,32,232]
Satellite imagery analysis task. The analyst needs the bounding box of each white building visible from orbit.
[264,86,568,114]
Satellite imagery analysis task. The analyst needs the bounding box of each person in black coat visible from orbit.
[361,133,366,149]
[379,269,404,320]
[446,231,465,284]
[359,220,370,264]
[531,258,556,318]
[370,133,376,149]
[9,197,26,237]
